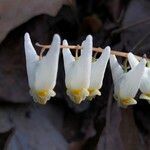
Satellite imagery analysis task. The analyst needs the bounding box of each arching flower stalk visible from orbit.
[24,33,60,104]
[88,46,110,100]
[62,35,92,104]
[128,53,150,103]
[110,55,146,107]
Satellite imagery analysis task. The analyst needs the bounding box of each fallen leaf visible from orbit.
[0,0,74,43]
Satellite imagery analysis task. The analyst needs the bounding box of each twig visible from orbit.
[39,47,46,60]
[112,17,150,35]
[36,42,150,61]
[131,31,150,53]
[75,45,80,59]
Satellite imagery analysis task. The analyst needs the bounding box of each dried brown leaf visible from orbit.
[0,0,74,43]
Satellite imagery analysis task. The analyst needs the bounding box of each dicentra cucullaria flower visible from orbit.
[110,55,146,107]
[62,35,92,104]
[128,52,150,103]
[88,46,110,100]
[24,33,60,104]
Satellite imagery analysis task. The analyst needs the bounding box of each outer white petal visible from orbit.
[128,52,139,68]
[119,59,146,99]
[78,35,92,64]
[62,40,75,71]
[137,69,150,101]
[62,40,75,89]
[110,55,124,84]
[80,40,85,55]
[24,33,38,89]
[77,35,92,86]
[34,34,60,90]
[89,46,110,89]
[140,68,150,94]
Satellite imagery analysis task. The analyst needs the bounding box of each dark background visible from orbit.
[0,0,150,149]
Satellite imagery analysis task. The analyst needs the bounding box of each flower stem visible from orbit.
[75,45,80,60]
[35,43,149,61]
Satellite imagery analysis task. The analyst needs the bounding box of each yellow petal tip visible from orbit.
[30,89,56,104]
[67,88,89,104]
[119,98,137,107]
[87,89,101,101]
[140,93,150,103]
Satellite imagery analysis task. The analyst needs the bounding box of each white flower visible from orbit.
[128,52,150,103]
[110,55,146,107]
[62,35,92,104]
[88,46,110,100]
[24,33,60,104]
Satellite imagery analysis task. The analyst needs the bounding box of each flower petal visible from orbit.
[62,39,75,74]
[34,34,60,90]
[67,88,89,104]
[118,98,137,108]
[24,33,38,88]
[62,39,75,89]
[128,52,139,68]
[140,93,150,103]
[90,46,110,89]
[78,35,92,64]
[110,55,124,83]
[87,89,101,100]
[30,89,56,104]
[119,59,146,99]
[140,68,150,94]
